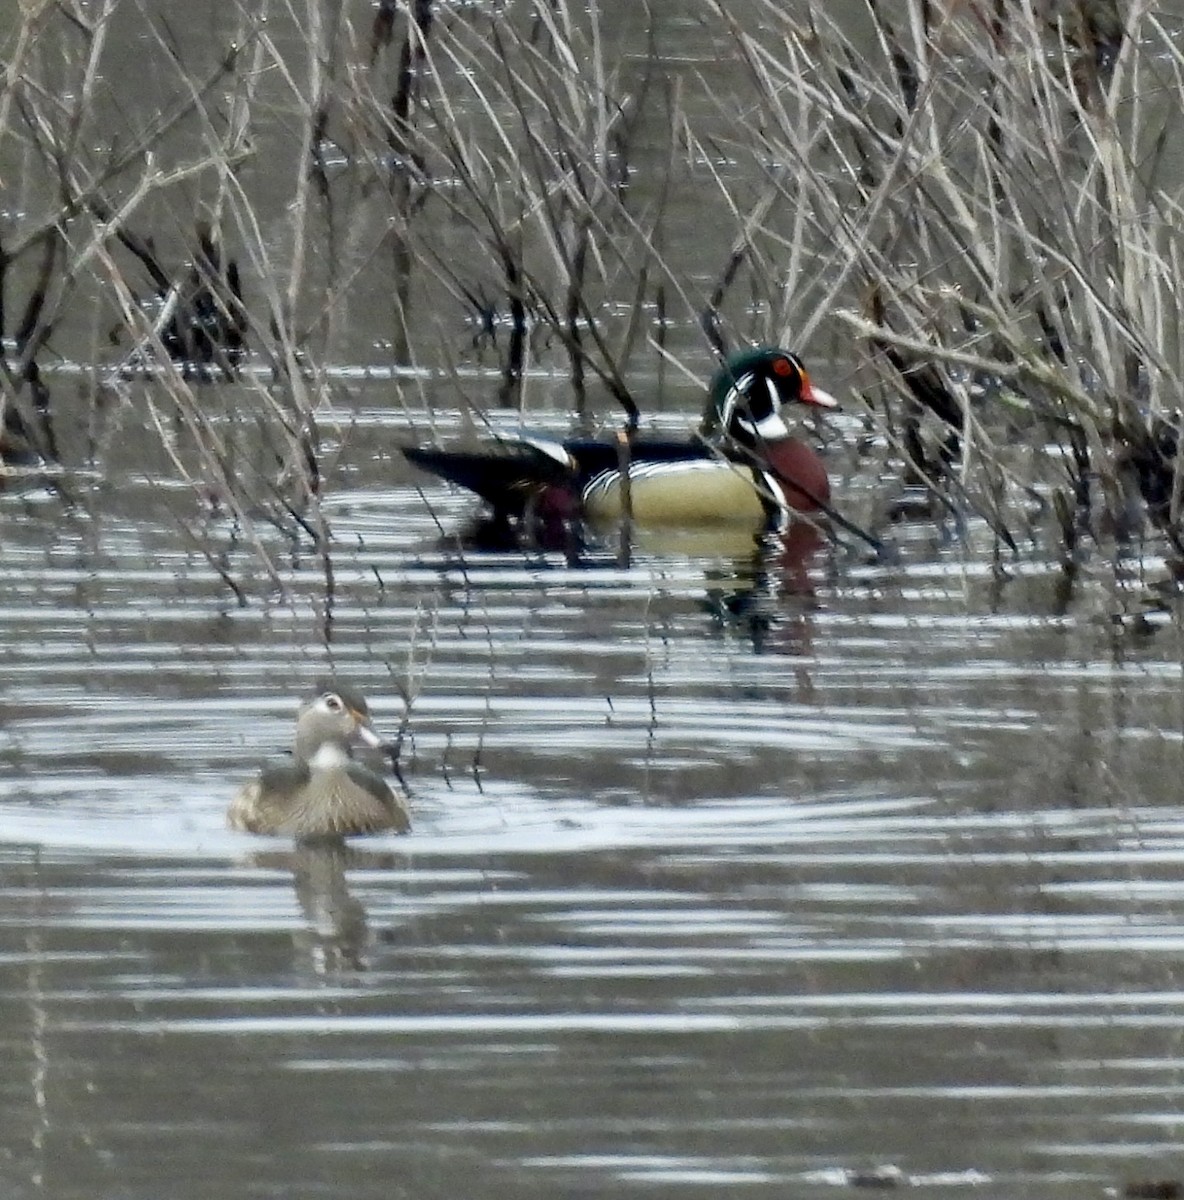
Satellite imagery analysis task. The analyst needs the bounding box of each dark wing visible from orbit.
[256,760,312,793]
[228,759,312,834]
[345,763,411,834]
[403,435,575,516]
[564,435,717,487]
[405,431,717,515]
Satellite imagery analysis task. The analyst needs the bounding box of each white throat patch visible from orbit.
[308,742,351,770]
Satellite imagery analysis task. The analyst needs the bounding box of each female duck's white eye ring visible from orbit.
[322,693,345,712]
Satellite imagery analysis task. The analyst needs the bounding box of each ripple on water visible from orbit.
[3,441,1184,1199]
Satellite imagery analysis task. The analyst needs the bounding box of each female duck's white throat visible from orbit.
[307,741,353,770]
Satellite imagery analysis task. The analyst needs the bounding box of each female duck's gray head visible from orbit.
[700,347,837,447]
[295,687,385,767]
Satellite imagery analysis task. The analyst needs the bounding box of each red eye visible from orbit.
[772,357,794,377]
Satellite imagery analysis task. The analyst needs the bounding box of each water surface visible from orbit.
[5,2,1184,1196]
[4,388,1184,1199]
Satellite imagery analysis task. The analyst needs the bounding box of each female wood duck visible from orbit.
[229,687,410,838]
[402,347,838,528]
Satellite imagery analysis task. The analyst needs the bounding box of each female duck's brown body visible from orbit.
[229,686,410,838]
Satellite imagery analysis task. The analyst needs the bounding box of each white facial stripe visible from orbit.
[753,412,790,440]
[720,373,755,425]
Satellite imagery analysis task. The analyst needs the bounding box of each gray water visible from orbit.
[6,2,1184,1197]
[4,390,1184,1198]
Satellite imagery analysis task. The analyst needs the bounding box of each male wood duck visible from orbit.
[228,686,410,838]
[402,347,838,528]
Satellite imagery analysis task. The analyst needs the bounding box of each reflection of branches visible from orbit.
[384,598,440,790]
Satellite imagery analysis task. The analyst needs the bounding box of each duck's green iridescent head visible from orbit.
[699,347,837,446]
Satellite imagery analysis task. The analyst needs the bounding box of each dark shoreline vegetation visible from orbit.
[0,0,1177,603]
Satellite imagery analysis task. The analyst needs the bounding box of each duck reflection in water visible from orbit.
[230,684,410,973]
[243,839,409,974]
[293,838,370,973]
[447,508,832,658]
[702,521,829,658]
